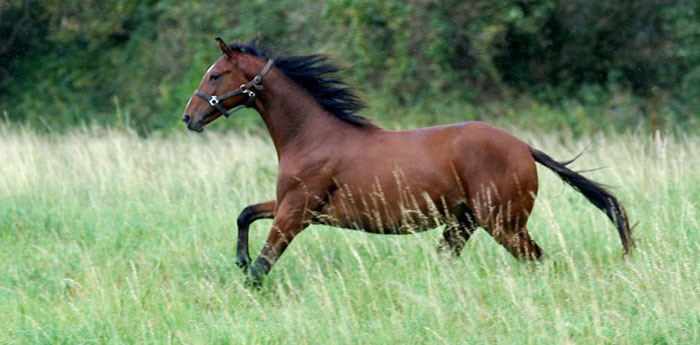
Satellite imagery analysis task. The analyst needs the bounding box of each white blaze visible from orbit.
[189,63,216,110]
[206,63,215,74]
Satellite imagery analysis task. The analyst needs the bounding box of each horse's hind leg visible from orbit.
[437,223,474,256]
[236,200,276,271]
[468,174,542,260]
[437,203,478,256]
[491,225,543,261]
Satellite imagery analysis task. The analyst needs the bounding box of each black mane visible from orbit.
[229,40,375,128]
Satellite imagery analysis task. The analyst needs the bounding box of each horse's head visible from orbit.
[182,38,272,132]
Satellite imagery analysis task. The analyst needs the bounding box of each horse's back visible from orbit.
[384,121,535,182]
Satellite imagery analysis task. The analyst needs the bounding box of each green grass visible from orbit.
[1,123,698,344]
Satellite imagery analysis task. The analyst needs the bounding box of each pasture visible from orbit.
[1,124,698,344]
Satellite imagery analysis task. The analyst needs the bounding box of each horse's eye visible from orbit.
[210,74,220,81]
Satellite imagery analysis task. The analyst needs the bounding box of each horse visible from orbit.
[182,38,633,286]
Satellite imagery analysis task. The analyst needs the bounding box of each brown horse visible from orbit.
[183,38,633,286]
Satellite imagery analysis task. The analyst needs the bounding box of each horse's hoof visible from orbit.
[244,276,262,289]
[235,256,249,272]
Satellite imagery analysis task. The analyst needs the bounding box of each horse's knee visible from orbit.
[237,205,256,229]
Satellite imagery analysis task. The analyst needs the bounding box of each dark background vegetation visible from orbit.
[1,0,699,134]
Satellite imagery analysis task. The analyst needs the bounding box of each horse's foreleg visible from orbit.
[236,200,276,272]
[246,196,316,288]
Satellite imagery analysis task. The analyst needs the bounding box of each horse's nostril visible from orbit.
[182,114,191,124]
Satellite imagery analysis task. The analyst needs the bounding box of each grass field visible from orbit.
[1,123,699,344]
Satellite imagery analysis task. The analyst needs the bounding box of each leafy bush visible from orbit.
[1,0,699,133]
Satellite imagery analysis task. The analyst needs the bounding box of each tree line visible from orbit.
[1,0,699,132]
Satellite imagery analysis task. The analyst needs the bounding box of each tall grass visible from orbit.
[0,123,698,344]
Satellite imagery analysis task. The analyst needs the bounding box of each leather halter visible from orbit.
[194,58,274,118]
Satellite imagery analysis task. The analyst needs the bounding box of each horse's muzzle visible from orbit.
[183,113,204,132]
[182,113,192,126]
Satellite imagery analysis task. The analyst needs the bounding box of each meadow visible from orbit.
[1,122,698,344]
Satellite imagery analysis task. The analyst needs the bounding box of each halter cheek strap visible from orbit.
[194,58,274,118]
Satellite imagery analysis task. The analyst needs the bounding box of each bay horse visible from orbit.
[182,38,633,286]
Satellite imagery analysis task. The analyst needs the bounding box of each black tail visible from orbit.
[530,147,634,254]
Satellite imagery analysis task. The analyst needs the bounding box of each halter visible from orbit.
[194,58,274,118]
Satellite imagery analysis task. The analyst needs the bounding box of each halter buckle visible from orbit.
[240,84,256,98]
[208,95,220,106]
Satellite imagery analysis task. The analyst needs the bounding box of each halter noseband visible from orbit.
[193,58,274,118]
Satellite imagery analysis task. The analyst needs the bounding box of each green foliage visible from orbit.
[1,0,699,133]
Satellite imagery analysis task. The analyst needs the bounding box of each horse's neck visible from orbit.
[253,70,350,157]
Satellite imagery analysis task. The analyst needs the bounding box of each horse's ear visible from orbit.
[216,37,233,59]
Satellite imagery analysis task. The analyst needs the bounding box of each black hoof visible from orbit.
[235,255,250,272]
[244,257,270,289]
[244,275,262,289]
